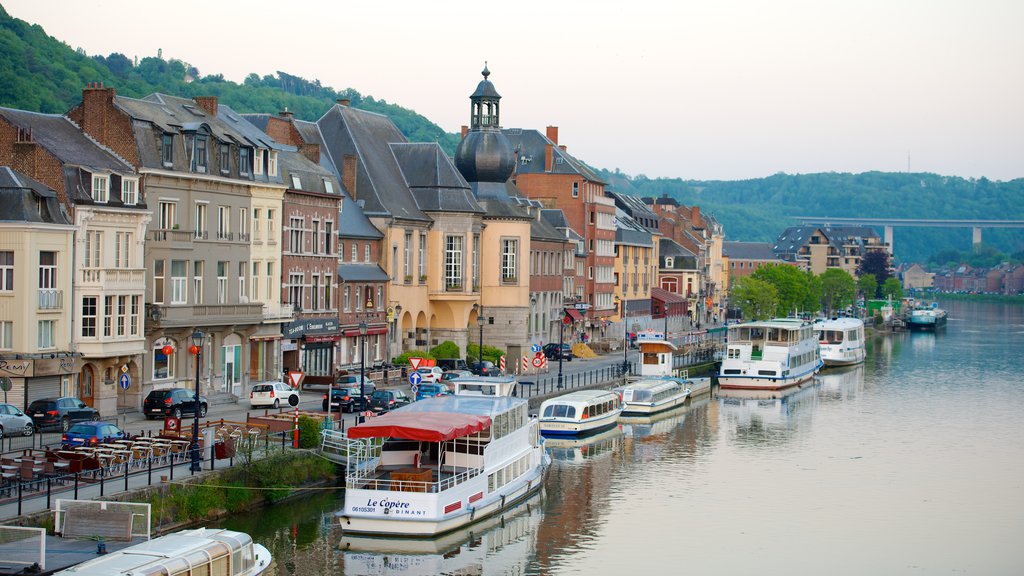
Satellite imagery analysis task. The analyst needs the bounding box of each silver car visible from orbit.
[0,403,35,438]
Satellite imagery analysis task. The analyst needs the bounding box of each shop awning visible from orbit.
[342,326,388,337]
[347,411,492,442]
[564,308,584,322]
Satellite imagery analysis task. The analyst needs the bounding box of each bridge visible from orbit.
[795,217,1024,253]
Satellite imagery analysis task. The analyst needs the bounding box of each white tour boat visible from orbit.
[54,528,271,576]
[814,317,866,366]
[538,390,622,437]
[907,304,948,331]
[613,377,691,417]
[718,317,823,391]
[333,394,548,538]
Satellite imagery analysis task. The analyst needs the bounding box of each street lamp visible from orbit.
[615,296,628,376]
[358,321,368,422]
[557,309,566,389]
[189,330,205,473]
[476,309,485,374]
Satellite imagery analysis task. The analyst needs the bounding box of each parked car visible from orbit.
[142,388,208,420]
[0,403,34,438]
[369,389,411,414]
[336,374,376,388]
[436,358,470,372]
[27,397,99,432]
[61,421,127,448]
[470,361,501,377]
[415,366,444,383]
[414,382,452,401]
[543,343,575,361]
[249,382,300,409]
[440,370,473,384]
[323,383,377,413]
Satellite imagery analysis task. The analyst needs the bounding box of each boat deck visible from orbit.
[0,535,148,576]
[349,464,481,493]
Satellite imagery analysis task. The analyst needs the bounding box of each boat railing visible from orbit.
[320,430,384,479]
[346,466,484,492]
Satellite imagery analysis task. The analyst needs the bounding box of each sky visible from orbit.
[6,0,1023,181]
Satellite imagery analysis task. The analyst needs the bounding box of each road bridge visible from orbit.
[795,217,1024,254]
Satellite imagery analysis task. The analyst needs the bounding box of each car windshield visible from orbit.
[28,401,54,410]
[416,368,432,373]
[371,391,389,400]
[68,424,98,435]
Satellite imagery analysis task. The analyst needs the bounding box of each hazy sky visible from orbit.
[7,0,1023,181]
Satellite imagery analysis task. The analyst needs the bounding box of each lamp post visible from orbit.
[557,310,566,389]
[476,309,485,374]
[358,321,368,422]
[615,296,628,377]
[189,330,205,473]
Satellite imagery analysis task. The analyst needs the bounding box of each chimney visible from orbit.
[546,126,558,145]
[461,125,469,139]
[559,145,567,152]
[299,142,320,164]
[194,96,218,117]
[81,82,116,142]
[279,107,294,119]
[691,205,702,226]
[337,98,351,107]
[544,144,553,172]
[342,154,358,199]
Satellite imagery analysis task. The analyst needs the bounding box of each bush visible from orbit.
[429,340,460,359]
[297,415,321,449]
[393,349,431,365]
[466,344,505,365]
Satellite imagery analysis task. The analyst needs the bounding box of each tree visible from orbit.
[730,277,779,321]
[804,271,822,314]
[858,274,877,301]
[752,264,808,316]
[881,277,903,300]
[857,251,891,295]
[819,268,856,315]
[428,340,460,359]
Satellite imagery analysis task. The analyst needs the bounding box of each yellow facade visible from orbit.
[612,241,657,323]
[250,185,287,317]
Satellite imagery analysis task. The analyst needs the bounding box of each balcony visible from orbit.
[79,268,146,290]
[38,289,63,310]
[150,228,194,249]
[263,303,295,320]
[150,303,265,327]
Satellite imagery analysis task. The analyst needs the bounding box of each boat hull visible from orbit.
[620,392,690,417]
[907,318,946,331]
[820,347,866,366]
[539,411,621,437]
[718,362,821,391]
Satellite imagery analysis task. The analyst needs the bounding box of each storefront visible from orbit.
[283,318,341,388]
[0,355,81,410]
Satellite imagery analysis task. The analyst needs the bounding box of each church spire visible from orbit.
[469,61,501,130]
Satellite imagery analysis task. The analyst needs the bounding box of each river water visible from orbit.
[223,299,1024,575]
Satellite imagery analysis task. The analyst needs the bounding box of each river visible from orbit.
[222,299,1024,575]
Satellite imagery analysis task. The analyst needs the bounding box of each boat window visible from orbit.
[543,405,555,418]
[758,370,778,376]
[723,369,742,375]
[211,555,229,576]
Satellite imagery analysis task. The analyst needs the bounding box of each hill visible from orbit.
[0,5,459,152]
[597,169,1024,263]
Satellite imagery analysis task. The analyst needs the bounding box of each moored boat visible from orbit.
[907,304,947,331]
[54,528,272,576]
[814,317,866,366]
[613,377,691,417]
[718,317,822,391]
[333,394,547,538]
[538,390,622,437]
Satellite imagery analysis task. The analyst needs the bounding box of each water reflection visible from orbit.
[816,365,865,402]
[717,385,819,446]
[544,425,624,465]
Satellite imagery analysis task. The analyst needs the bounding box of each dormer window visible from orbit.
[219,144,230,174]
[254,149,264,175]
[665,257,674,268]
[122,177,138,205]
[161,133,173,166]
[268,151,278,176]
[239,147,251,175]
[323,179,334,194]
[92,174,109,203]
[291,175,302,189]
[191,136,208,173]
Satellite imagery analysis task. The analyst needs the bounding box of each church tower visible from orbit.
[454,63,516,197]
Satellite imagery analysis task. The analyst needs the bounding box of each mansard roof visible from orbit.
[723,241,778,261]
[502,128,605,184]
[0,166,71,224]
[390,142,483,214]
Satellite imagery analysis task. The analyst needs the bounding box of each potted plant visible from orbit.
[404,275,413,283]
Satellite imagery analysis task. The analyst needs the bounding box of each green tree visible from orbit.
[858,274,877,301]
[881,277,904,300]
[752,264,808,316]
[730,277,779,321]
[857,251,891,295]
[819,269,856,315]
[428,340,460,359]
[804,271,822,314]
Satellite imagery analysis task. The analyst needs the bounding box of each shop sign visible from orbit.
[0,359,33,378]
[284,318,339,338]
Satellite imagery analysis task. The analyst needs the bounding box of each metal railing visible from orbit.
[38,289,62,310]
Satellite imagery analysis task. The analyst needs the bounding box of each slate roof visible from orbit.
[337,263,390,282]
[723,241,778,261]
[607,191,660,233]
[615,210,653,246]
[540,209,568,229]
[528,210,567,243]
[391,143,483,214]
[774,225,882,260]
[660,238,698,269]
[0,166,71,224]
[502,128,605,184]
[277,149,339,196]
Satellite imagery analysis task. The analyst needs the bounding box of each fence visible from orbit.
[516,362,638,398]
[0,525,45,571]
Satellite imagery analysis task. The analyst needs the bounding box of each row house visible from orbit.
[0,107,150,414]
[899,263,935,290]
[504,126,617,341]
[541,209,588,338]
[613,212,656,335]
[522,200,571,344]
[69,86,289,402]
[659,238,702,327]
[0,168,76,410]
[723,241,789,283]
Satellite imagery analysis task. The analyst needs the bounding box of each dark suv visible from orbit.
[143,388,208,420]
[368,389,411,414]
[27,397,99,432]
[323,383,376,413]
[543,343,574,361]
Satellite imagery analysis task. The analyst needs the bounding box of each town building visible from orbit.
[773,225,889,276]
[900,263,935,290]
[723,241,787,280]
[658,238,702,327]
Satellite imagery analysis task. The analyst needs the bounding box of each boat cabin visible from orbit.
[451,376,518,397]
[540,391,621,421]
[638,338,678,377]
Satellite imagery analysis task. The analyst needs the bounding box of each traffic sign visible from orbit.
[0,376,11,392]
[532,356,543,368]
[118,373,131,390]
[288,371,305,388]
[530,344,542,353]
[411,384,419,397]
[409,357,424,371]
[409,371,423,386]
[562,314,572,326]
[121,364,129,374]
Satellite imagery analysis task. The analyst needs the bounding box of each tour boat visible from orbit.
[331,394,548,538]
[718,317,823,391]
[907,304,947,331]
[814,317,866,366]
[538,390,622,437]
[54,528,271,576]
[613,377,691,417]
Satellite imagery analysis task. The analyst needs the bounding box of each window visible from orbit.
[324,274,333,309]
[265,262,273,300]
[311,276,320,311]
[219,144,230,174]
[193,261,204,304]
[445,235,463,290]
[267,210,275,237]
[39,251,57,289]
[323,178,333,194]
[391,245,398,278]
[254,149,264,175]
[117,295,127,337]
[153,341,173,380]
[501,238,518,282]
[268,151,278,176]
[84,231,101,268]
[159,201,176,230]
[343,285,351,312]
[121,178,138,205]
[82,297,97,337]
[194,203,207,239]
[170,260,187,304]
[311,220,320,255]
[376,286,383,311]
[289,217,304,254]
[103,296,113,337]
[161,134,174,165]
[130,295,140,336]
[665,257,674,268]
[352,243,358,263]
[115,232,131,268]
[364,244,371,263]
[217,206,229,239]
[239,147,251,175]
[404,231,412,278]
[324,221,333,254]
[0,321,11,350]
[153,260,164,304]
[419,232,427,281]
[239,207,248,239]
[0,251,11,291]
[339,241,345,262]
[38,320,55,349]
[291,174,301,189]
[572,182,579,198]
[239,262,247,300]
[288,273,304,309]
[217,261,228,304]
[192,136,207,172]
[251,261,260,301]
[252,208,261,241]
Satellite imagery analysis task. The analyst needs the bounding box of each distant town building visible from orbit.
[773,225,889,276]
